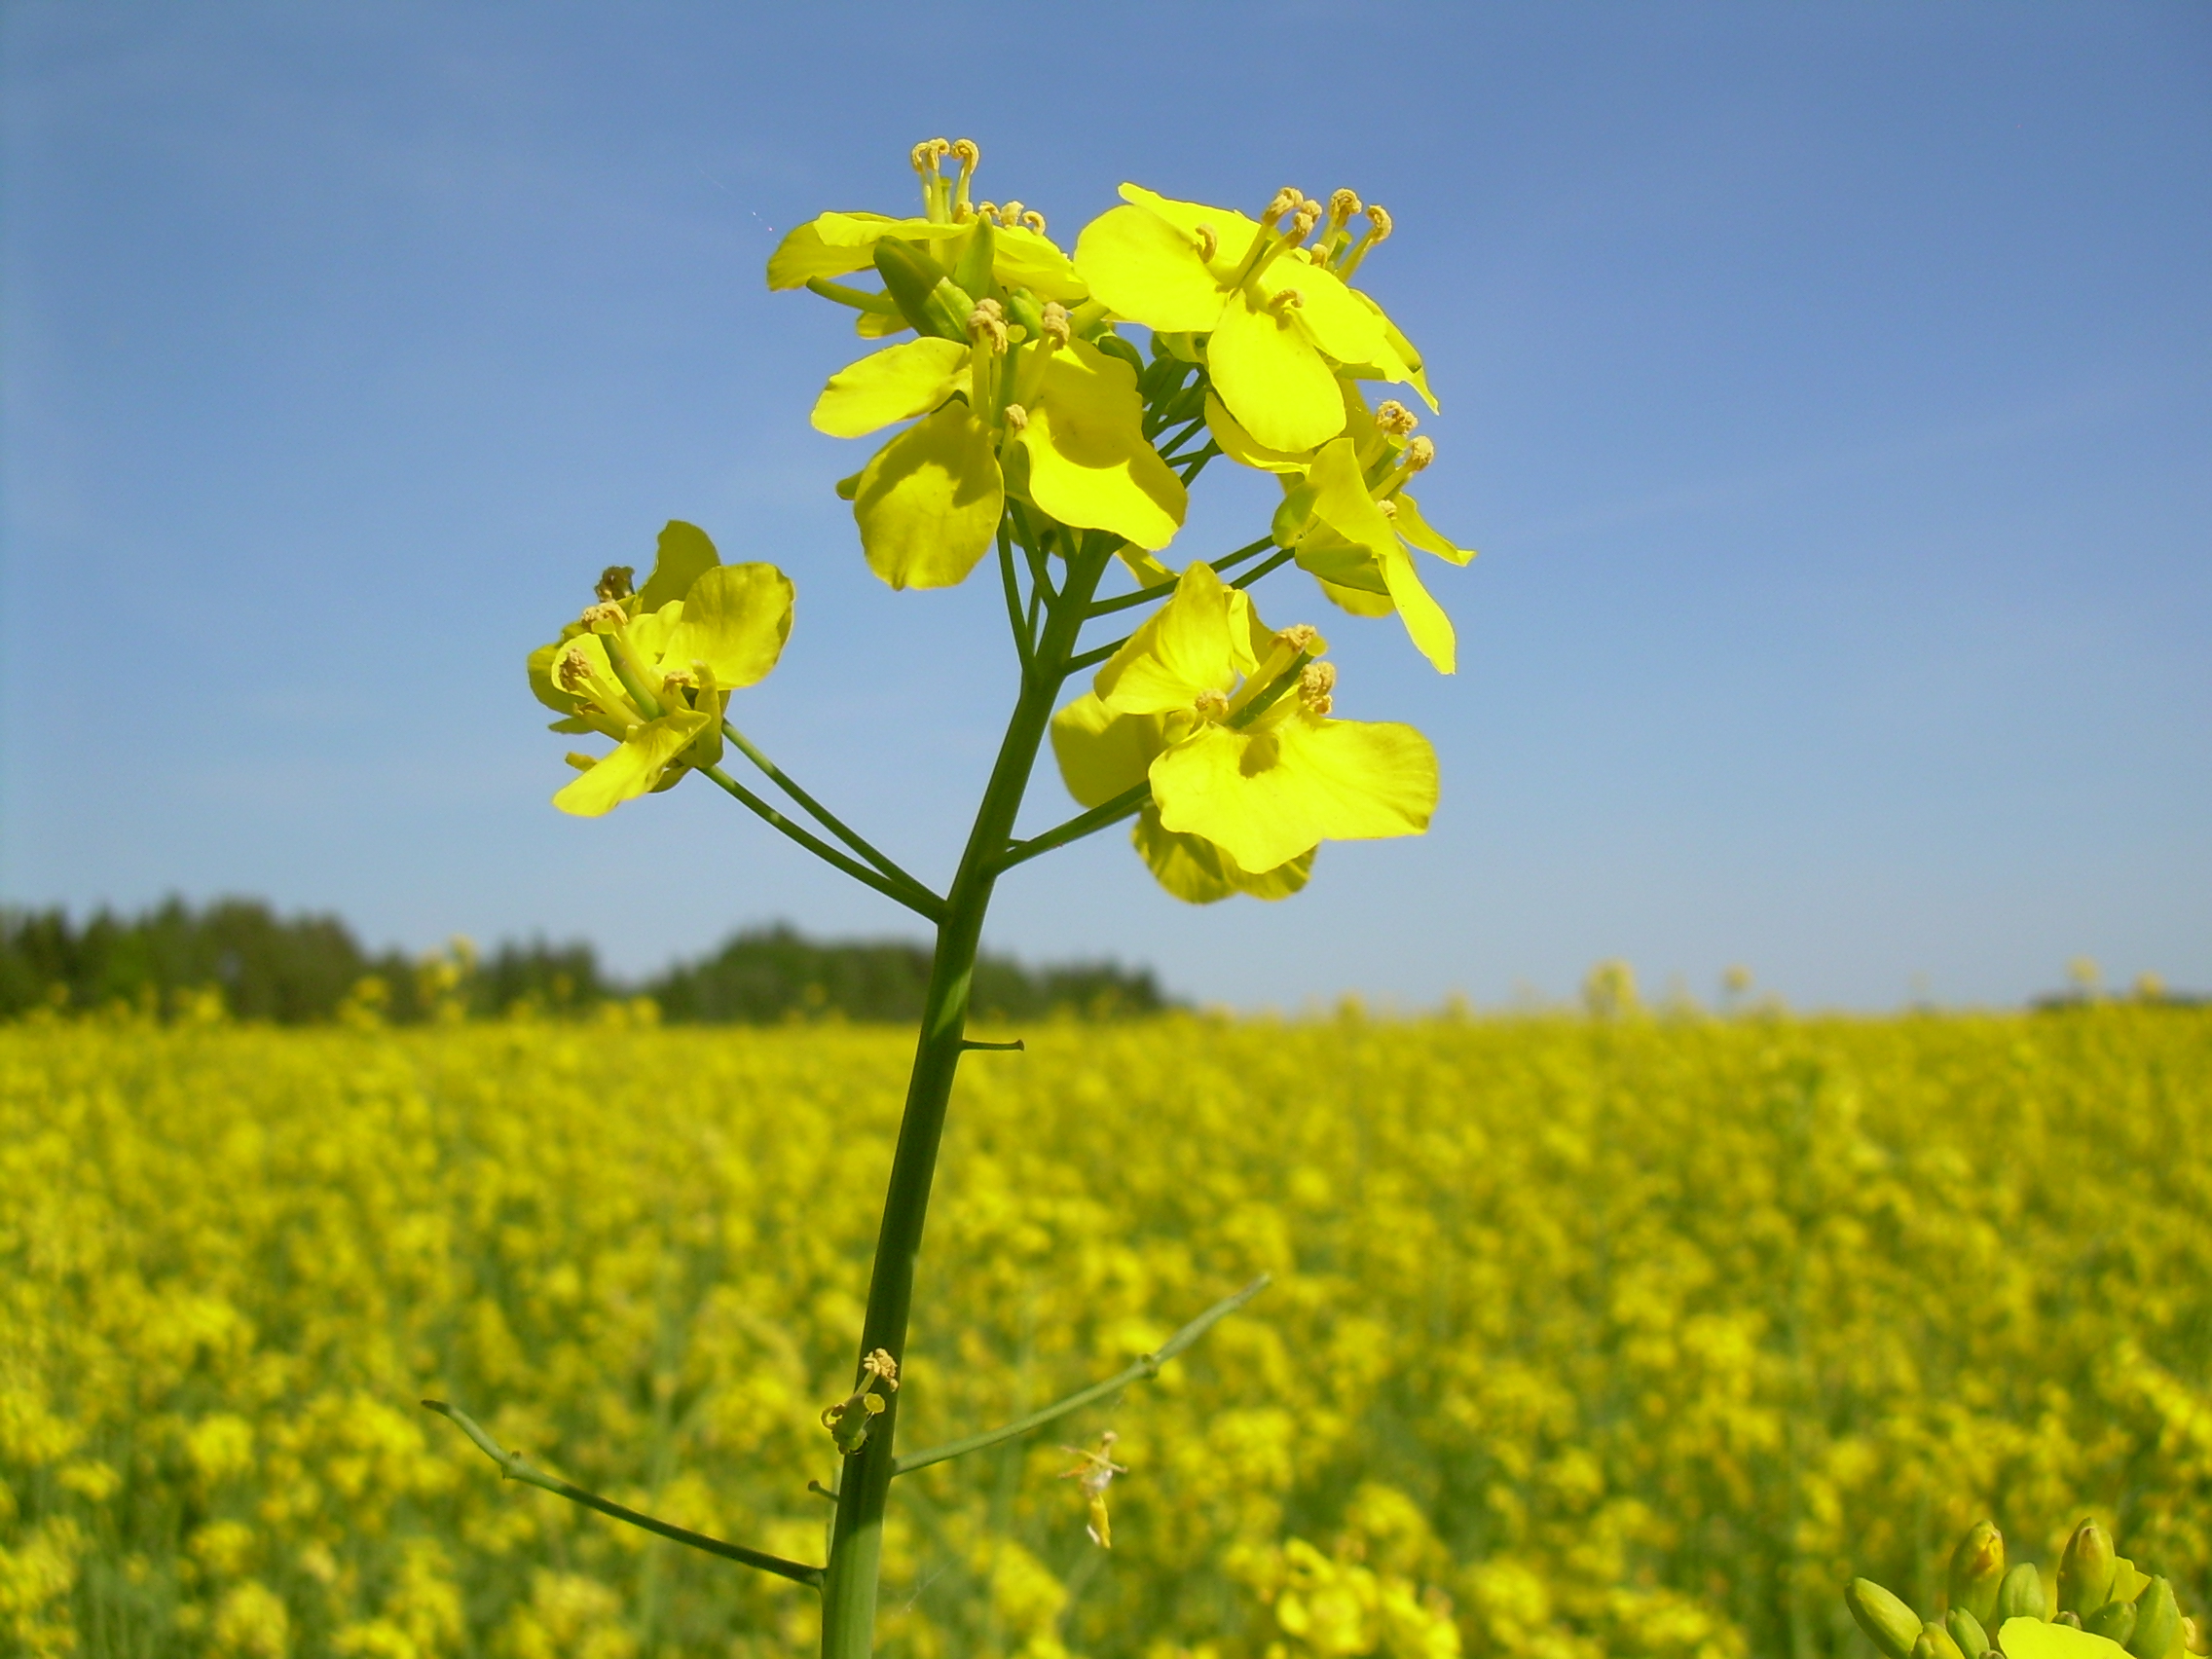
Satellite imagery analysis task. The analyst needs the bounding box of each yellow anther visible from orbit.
[1269,287,1305,314]
[1265,186,1304,222]
[1003,402,1029,432]
[1298,660,1337,715]
[1276,623,1320,652]
[1365,203,1393,242]
[580,601,627,631]
[861,1348,900,1389]
[555,649,593,691]
[1194,688,1231,720]
[659,669,693,691]
[911,138,950,175]
[968,297,1008,353]
[1293,198,1323,238]
[1378,498,1399,519]
[1402,435,1434,471]
[1040,302,1071,347]
[975,200,1000,224]
[1194,224,1218,262]
[950,138,979,171]
[1000,200,1025,226]
[1021,209,1047,235]
[1329,188,1363,220]
[1374,400,1418,436]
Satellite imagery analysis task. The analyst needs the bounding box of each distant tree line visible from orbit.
[0,898,1174,1024]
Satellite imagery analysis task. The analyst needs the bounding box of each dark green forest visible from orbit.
[0,899,1171,1024]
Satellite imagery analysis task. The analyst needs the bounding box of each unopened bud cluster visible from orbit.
[1847,1519,2200,1659]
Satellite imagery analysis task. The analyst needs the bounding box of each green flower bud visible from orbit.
[2088,1600,2138,1646]
[1949,1522,2008,1627]
[2127,1580,2183,1659]
[1913,1622,1969,1659]
[1947,1607,1992,1657]
[1998,1565,2048,1626]
[2059,1521,2119,1617]
[2056,1612,2084,1631]
[1849,1579,1925,1659]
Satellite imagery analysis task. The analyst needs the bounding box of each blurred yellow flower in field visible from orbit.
[2,1005,2207,1659]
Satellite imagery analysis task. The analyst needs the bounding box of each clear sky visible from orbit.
[4,2,2207,1010]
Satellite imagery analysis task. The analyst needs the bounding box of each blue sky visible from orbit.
[3,2,2207,1009]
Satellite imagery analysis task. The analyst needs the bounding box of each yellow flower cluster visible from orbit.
[2,1005,2206,1659]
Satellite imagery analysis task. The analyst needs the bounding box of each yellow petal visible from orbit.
[1996,1622,2129,1659]
[657,563,793,690]
[992,223,1089,304]
[1254,256,1386,369]
[552,710,710,817]
[1073,205,1227,333]
[1094,563,1250,716]
[1203,392,1313,474]
[1309,438,1456,672]
[1393,494,1474,565]
[812,339,972,438]
[1018,340,1187,550]
[1050,693,1166,808]
[1208,290,1346,453]
[1149,712,1438,872]
[1376,543,1456,674]
[1132,805,1312,904]
[1116,186,1266,282]
[852,403,1004,590]
[637,519,719,610]
[1316,577,1398,617]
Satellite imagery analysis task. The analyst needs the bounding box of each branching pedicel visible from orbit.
[433,138,1474,1659]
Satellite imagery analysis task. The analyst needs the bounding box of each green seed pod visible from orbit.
[1998,1565,2048,1625]
[1947,1606,1992,1657]
[1913,1622,1969,1659]
[871,240,974,341]
[1949,1522,2008,1627]
[1849,1579,1925,1659]
[2059,1521,2119,1617]
[2127,1579,2183,1659]
[2087,1600,2138,1646]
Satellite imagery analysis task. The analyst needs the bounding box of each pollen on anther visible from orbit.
[1329,188,1363,219]
[1375,400,1418,436]
[1365,204,1394,242]
[1299,661,1338,714]
[950,138,980,171]
[1403,435,1435,471]
[1021,209,1047,235]
[1040,302,1071,347]
[1003,403,1030,433]
[1277,623,1320,652]
[1194,225,1218,262]
[1194,688,1231,720]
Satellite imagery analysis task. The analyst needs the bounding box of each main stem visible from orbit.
[818,537,1112,1659]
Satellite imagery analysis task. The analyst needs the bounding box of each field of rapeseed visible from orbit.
[2,1007,2206,1659]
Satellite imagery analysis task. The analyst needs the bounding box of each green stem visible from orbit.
[891,1275,1270,1475]
[697,764,944,922]
[421,1400,822,1589]
[993,783,1150,875]
[1084,535,1274,620]
[817,532,1114,1659]
[1232,547,1296,589]
[719,720,929,898]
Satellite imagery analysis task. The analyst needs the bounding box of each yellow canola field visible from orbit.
[2,1009,2207,1659]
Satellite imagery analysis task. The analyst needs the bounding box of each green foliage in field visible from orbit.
[0,902,1168,1026]
[2,1009,2206,1659]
